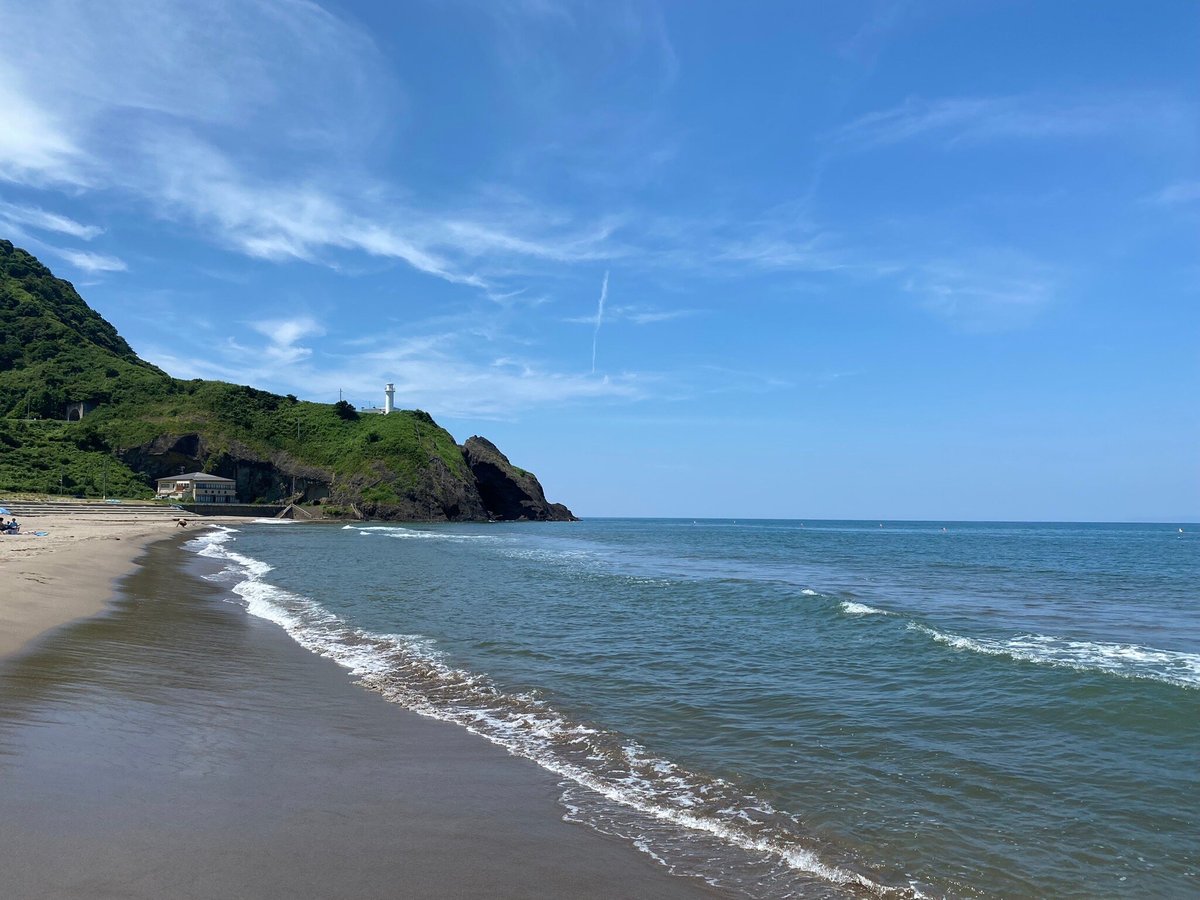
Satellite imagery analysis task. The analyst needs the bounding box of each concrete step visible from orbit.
[0,501,199,519]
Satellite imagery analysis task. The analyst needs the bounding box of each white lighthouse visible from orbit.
[384,383,395,415]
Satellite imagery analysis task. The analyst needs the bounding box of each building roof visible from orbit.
[156,472,236,484]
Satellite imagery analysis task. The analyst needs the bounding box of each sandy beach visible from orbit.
[0,513,721,899]
[0,510,239,658]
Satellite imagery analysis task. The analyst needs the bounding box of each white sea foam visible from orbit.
[909,624,1200,689]
[841,601,889,616]
[800,588,819,596]
[185,525,236,555]
[354,526,498,543]
[185,528,909,898]
[500,547,600,568]
[251,518,296,524]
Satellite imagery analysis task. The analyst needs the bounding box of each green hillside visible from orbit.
[0,240,169,420]
[0,240,571,520]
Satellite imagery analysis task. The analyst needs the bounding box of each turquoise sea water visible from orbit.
[188,519,1198,898]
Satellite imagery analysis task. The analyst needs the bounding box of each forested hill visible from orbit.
[0,240,144,365]
[0,240,168,420]
[0,240,574,522]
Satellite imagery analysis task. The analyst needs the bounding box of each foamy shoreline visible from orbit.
[0,511,243,659]
[0,519,720,900]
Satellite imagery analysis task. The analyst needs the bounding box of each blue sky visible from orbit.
[0,1,1196,520]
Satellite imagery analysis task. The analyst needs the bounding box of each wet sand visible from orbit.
[0,537,721,898]
[0,512,227,657]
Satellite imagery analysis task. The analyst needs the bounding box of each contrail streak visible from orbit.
[591,270,609,374]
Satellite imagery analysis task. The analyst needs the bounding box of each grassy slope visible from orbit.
[0,241,470,502]
[0,420,152,498]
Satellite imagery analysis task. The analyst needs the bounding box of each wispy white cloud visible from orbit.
[1150,181,1200,206]
[0,0,628,290]
[833,93,1194,151]
[903,253,1056,332]
[247,316,326,365]
[840,1,910,57]
[622,307,696,325]
[0,201,102,239]
[251,317,325,347]
[436,215,624,264]
[0,61,89,187]
[715,234,845,272]
[693,365,792,395]
[565,304,697,325]
[474,0,677,91]
[54,248,127,272]
[141,321,645,419]
[591,270,609,374]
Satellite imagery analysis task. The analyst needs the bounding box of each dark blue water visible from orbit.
[190,520,1199,898]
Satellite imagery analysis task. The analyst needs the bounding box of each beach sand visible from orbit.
[0,519,721,899]
[0,512,202,658]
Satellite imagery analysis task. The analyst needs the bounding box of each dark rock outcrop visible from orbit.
[462,436,576,521]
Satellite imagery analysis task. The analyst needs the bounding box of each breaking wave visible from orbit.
[909,623,1200,689]
[353,525,499,543]
[841,601,890,617]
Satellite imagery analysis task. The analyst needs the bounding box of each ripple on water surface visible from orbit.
[185,521,1200,898]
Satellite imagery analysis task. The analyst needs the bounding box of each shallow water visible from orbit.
[0,539,713,900]
[190,519,1200,898]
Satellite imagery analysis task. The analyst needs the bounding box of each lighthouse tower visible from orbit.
[384,383,395,415]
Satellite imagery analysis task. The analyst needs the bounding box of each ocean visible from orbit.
[187,519,1198,898]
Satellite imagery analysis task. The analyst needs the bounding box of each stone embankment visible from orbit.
[0,499,202,522]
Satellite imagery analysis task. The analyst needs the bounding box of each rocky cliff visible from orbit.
[463,436,577,521]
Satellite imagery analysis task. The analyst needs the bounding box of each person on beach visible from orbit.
[176,518,188,528]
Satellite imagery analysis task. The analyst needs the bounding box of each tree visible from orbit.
[333,399,358,421]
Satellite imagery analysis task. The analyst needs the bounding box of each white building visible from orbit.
[359,383,397,415]
[156,472,237,503]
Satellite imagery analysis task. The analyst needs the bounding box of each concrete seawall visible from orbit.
[179,503,287,518]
